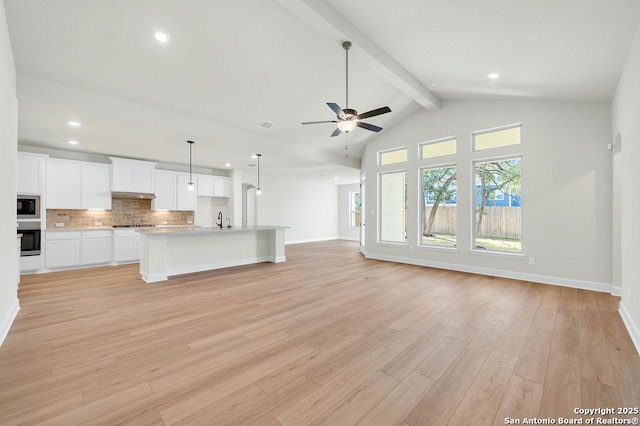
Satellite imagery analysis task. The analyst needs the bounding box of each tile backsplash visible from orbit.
[47,199,194,228]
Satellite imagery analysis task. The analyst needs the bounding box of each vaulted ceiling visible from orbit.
[5,0,640,183]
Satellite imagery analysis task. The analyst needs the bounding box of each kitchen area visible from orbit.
[16,150,272,281]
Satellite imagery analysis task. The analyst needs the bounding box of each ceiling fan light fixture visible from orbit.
[301,41,391,137]
[337,120,357,133]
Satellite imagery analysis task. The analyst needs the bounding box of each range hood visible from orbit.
[111,191,156,199]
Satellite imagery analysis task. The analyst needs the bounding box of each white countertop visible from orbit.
[136,225,289,237]
[46,225,201,233]
[46,226,113,232]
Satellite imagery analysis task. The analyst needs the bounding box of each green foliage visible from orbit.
[422,167,457,205]
[475,158,521,207]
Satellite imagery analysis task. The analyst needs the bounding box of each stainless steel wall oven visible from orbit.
[18,222,41,256]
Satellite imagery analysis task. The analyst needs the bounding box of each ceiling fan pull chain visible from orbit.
[345,134,349,158]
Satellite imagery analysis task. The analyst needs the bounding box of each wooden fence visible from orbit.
[423,206,521,239]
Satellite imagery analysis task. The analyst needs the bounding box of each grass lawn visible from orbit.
[422,233,522,252]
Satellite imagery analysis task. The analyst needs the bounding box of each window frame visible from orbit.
[472,123,522,152]
[349,190,361,228]
[378,169,408,245]
[418,162,458,251]
[378,147,408,166]
[470,154,523,256]
[419,136,457,160]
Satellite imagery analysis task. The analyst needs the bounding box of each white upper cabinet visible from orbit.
[152,171,177,210]
[110,157,156,193]
[197,175,214,197]
[213,176,231,197]
[177,173,196,211]
[196,174,230,198]
[81,164,111,210]
[17,152,47,194]
[47,159,112,210]
[152,171,196,211]
[47,160,82,209]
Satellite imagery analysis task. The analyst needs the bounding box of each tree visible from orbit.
[422,167,457,236]
[475,159,521,237]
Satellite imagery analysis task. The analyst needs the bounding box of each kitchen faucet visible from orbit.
[216,212,223,228]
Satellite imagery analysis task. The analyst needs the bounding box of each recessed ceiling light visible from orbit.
[154,32,169,43]
[68,121,81,127]
[224,163,231,167]
[68,140,79,145]
[251,155,257,159]
[334,176,338,180]
[487,73,500,80]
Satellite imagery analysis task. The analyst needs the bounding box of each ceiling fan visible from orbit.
[302,41,391,137]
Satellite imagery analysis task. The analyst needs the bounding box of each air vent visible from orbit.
[258,120,274,130]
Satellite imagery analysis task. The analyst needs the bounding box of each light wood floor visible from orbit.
[1,240,639,425]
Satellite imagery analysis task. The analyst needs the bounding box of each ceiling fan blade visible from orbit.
[301,120,338,125]
[330,127,342,137]
[356,121,383,133]
[356,106,391,120]
[327,102,344,117]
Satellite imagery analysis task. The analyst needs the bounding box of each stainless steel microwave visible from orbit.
[17,195,40,219]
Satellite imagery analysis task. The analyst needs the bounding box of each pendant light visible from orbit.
[255,153,262,195]
[187,140,195,191]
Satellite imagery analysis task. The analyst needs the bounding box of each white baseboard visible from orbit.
[611,286,622,297]
[619,301,640,356]
[0,298,20,347]
[365,252,613,294]
[160,256,283,282]
[141,272,168,283]
[286,236,339,245]
[338,236,360,242]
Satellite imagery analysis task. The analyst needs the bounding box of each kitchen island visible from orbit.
[137,226,288,283]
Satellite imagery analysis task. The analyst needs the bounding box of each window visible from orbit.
[473,124,521,151]
[420,137,456,159]
[379,171,407,243]
[421,165,457,248]
[349,191,361,227]
[473,157,521,252]
[379,148,407,166]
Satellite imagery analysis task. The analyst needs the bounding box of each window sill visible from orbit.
[416,244,459,253]
[469,249,525,259]
[376,241,408,247]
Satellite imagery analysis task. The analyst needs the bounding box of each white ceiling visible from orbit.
[5,0,640,184]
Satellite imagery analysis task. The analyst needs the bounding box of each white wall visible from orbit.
[362,100,612,291]
[338,183,360,241]
[194,197,229,227]
[613,23,640,352]
[0,0,19,345]
[254,175,338,243]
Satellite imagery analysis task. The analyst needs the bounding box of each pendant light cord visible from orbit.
[187,140,194,184]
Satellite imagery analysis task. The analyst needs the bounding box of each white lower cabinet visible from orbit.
[81,230,113,265]
[46,230,114,269]
[114,229,140,263]
[46,232,82,268]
